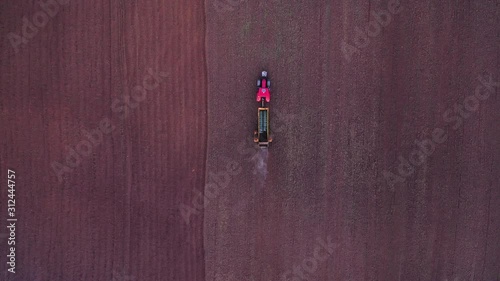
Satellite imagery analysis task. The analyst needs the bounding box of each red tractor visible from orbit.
[254,71,272,148]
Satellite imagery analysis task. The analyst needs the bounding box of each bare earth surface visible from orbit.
[1,1,207,281]
[204,1,499,281]
[1,0,499,281]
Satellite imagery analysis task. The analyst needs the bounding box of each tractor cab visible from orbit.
[256,71,271,103]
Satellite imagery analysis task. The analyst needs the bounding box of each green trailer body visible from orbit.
[254,107,272,148]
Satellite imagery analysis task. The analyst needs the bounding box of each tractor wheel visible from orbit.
[267,80,271,87]
[257,79,261,87]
